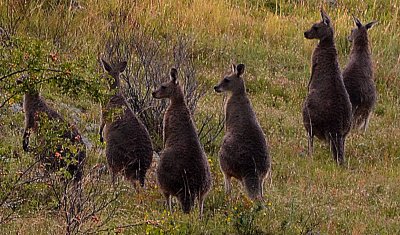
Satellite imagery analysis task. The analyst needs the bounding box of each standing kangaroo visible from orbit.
[303,8,352,165]
[152,68,212,216]
[99,59,153,187]
[21,80,85,182]
[214,63,270,201]
[343,17,378,132]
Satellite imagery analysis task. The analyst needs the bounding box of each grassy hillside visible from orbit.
[0,0,399,234]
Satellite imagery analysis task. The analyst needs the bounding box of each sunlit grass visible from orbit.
[0,0,399,234]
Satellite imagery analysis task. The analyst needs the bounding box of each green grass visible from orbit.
[1,0,399,234]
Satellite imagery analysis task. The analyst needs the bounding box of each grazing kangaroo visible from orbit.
[343,17,378,132]
[214,63,270,201]
[99,59,153,187]
[21,79,85,182]
[152,68,212,215]
[303,8,352,165]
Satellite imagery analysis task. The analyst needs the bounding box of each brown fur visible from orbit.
[302,9,352,165]
[22,90,85,182]
[99,59,153,187]
[343,17,377,132]
[214,64,270,200]
[152,68,212,215]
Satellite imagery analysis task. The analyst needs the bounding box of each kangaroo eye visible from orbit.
[223,78,230,83]
[312,26,318,30]
[161,85,166,89]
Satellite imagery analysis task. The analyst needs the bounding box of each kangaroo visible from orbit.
[21,78,85,182]
[99,59,153,187]
[303,8,352,165]
[152,68,212,216]
[214,63,270,201]
[343,17,378,132]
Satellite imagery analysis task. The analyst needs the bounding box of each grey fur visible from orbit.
[303,9,352,165]
[22,89,85,182]
[343,17,377,132]
[152,68,212,215]
[214,63,270,200]
[99,59,153,187]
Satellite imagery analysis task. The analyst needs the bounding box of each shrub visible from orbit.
[102,12,223,151]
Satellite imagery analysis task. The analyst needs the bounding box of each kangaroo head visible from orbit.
[16,74,29,85]
[214,63,245,94]
[16,74,39,95]
[152,68,180,99]
[348,17,377,42]
[101,59,127,90]
[304,8,334,41]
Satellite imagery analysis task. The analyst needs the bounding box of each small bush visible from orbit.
[102,11,223,151]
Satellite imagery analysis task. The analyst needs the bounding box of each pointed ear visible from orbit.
[365,20,378,30]
[117,61,127,73]
[231,63,236,73]
[236,64,245,76]
[320,8,331,26]
[170,68,178,83]
[101,59,112,73]
[353,16,362,28]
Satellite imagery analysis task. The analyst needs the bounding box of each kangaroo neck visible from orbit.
[24,91,41,105]
[168,98,187,114]
[228,91,247,102]
[25,91,40,99]
[166,87,189,120]
[351,39,371,57]
[313,36,339,67]
[164,98,198,150]
[225,93,252,127]
[318,36,335,49]
[169,87,185,105]
[110,75,120,90]
[107,88,129,108]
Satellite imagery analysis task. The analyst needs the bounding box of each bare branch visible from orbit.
[0,92,17,109]
[0,69,28,82]
[0,159,41,224]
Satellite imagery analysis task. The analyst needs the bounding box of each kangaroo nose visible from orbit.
[213,86,218,91]
[151,91,156,97]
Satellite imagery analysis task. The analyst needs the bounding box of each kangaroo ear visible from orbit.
[236,64,245,76]
[353,16,362,28]
[320,8,331,26]
[117,61,127,73]
[231,63,236,73]
[170,68,178,83]
[101,59,112,73]
[365,20,378,30]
